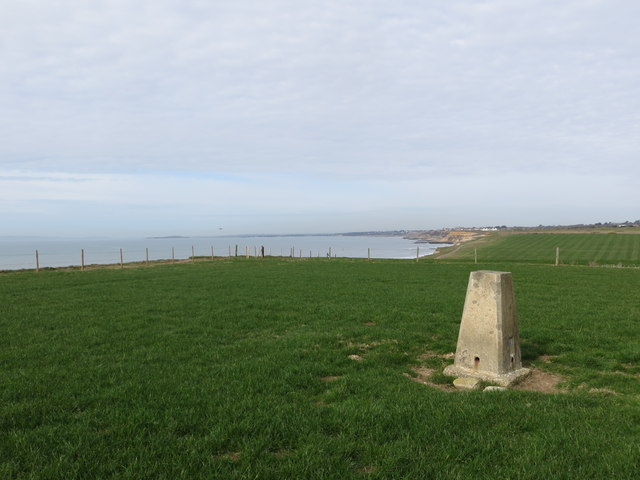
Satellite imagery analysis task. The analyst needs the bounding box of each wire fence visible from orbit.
[1,240,441,271]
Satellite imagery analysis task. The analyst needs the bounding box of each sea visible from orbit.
[0,235,450,271]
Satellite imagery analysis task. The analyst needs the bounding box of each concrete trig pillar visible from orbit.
[444,271,530,386]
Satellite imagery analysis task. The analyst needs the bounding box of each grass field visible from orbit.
[1,257,639,479]
[436,231,640,266]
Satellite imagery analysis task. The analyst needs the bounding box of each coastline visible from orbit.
[0,235,444,271]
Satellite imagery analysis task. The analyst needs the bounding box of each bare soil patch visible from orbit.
[273,449,293,458]
[512,368,565,393]
[358,466,377,474]
[407,363,566,394]
[538,355,560,363]
[404,366,455,392]
[217,452,241,462]
[587,388,618,395]
[418,352,455,361]
[342,339,399,350]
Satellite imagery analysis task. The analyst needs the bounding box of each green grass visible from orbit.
[438,232,640,266]
[1,259,639,479]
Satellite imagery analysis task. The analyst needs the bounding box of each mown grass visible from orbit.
[1,259,639,479]
[437,231,640,266]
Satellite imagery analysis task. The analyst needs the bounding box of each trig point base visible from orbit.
[444,271,530,387]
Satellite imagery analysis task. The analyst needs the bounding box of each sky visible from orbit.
[1,0,638,237]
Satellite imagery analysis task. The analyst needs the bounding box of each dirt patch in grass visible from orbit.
[587,388,618,395]
[321,376,341,382]
[407,364,566,394]
[358,465,377,474]
[363,321,376,326]
[404,366,455,392]
[418,352,455,361]
[217,452,241,462]
[512,368,565,393]
[413,366,435,377]
[348,354,364,362]
[273,449,293,458]
[538,355,560,363]
[342,339,399,350]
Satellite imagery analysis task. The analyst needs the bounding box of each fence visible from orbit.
[1,244,434,272]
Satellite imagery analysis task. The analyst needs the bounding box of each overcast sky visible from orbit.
[1,0,638,237]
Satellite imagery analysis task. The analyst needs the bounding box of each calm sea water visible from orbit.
[0,236,448,271]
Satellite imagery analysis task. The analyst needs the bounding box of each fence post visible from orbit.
[555,247,560,266]
[191,245,195,262]
[211,246,215,260]
[235,245,238,257]
[245,246,249,259]
[120,248,124,269]
[416,246,420,262]
[368,248,371,261]
[81,249,85,271]
[35,250,40,272]
[172,247,175,264]
[146,247,149,266]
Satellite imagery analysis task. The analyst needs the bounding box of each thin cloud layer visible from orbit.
[1,1,638,234]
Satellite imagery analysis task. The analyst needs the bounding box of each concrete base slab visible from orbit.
[484,386,508,392]
[453,377,481,390]
[444,365,530,387]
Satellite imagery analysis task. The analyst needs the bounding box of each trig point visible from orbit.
[444,271,530,387]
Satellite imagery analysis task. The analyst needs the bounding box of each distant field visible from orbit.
[436,232,640,265]
[1,259,639,479]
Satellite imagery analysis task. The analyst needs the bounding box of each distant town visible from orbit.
[341,220,640,245]
[345,220,640,236]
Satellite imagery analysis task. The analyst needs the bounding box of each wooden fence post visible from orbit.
[555,247,560,266]
[211,246,215,260]
[35,250,40,272]
[81,249,85,271]
[172,247,175,264]
[120,248,124,269]
[191,245,195,262]
[146,247,149,266]
[368,248,371,261]
[416,246,420,262]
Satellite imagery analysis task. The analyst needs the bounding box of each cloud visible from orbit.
[1,1,639,234]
